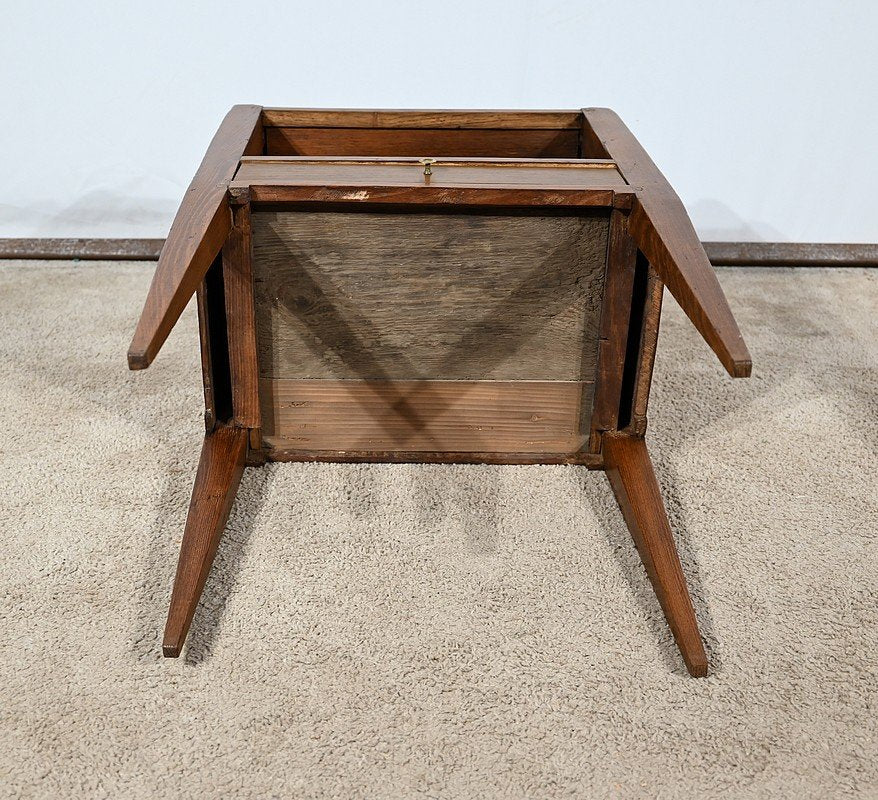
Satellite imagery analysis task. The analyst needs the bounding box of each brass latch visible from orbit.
[419,157,436,177]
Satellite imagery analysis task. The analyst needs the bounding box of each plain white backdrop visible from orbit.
[1,0,876,241]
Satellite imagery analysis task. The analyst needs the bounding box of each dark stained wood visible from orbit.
[630,266,665,435]
[222,202,261,429]
[236,184,621,207]
[195,279,217,432]
[128,106,760,675]
[261,108,582,129]
[589,209,638,450]
[251,210,609,382]
[265,127,579,159]
[602,433,709,677]
[260,379,592,454]
[127,105,264,370]
[163,424,248,657]
[266,446,603,467]
[234,157,627,189]
[581,107,752,378]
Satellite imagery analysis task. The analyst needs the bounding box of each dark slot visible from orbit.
[204,257,233,423]
[617,250,650,429]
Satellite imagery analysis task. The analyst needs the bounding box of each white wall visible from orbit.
[2,0,876,242]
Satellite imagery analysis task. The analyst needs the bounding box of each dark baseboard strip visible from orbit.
[0,238,875,267]
[704,241,878,267]
[0,238,164,261]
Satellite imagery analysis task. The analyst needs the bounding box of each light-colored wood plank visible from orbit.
[260,379,592,454]
[233,159,627,189]
[251,210,610,381]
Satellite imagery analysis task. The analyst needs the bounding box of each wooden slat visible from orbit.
[233,159,626,190]
[589,209,638,447]
[266,447,603,467]
[251,210,609,381]
[222,203,261,429]
[630,266,665,434]
[265,127,579,158]
[260,379,592,454]
[261,108,582,129]
[237,184,621,207]
[127,105,263,369]
[582,108,752,378]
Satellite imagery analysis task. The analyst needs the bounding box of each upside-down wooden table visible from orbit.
[128,107,751,676]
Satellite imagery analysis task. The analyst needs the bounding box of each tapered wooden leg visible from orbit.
[603,433,709,677]
[163,424,249,657]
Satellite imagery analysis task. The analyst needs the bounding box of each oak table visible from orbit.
[129,107,751,676]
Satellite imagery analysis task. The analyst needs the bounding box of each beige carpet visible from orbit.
[0,262,876,798]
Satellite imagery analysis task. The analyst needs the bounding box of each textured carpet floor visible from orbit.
[0,262,876,799]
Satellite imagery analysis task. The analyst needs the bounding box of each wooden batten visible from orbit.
[222,202,261,430]
[264,127,580,159]
[260,109,583,129]
[259,379,592,455]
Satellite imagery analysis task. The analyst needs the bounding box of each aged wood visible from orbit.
[266,446,603,467]
[261,108,582,129]
[260,378,591,454]
[251,210,609,381]
[582,107,751,378]
[265,127,579,159]
[222,202,261,429]
[127,105,264,370]
[236,184,622,207]
[128,106,756,675]
[233,157,627,189]
[629,266,665,435]
[602,433,709,677]
[163,424,248,657]
[589,209,638,449]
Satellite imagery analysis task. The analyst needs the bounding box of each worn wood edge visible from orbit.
[238,185,618,206]
[260,108,582,129]
[3,238,873,266]
[126,104,264,370]
[264,446,603,467]
[581,108,752,378]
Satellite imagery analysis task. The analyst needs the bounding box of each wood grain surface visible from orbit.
[265,127,579,159]
[233,158,626,189]
[127,105,263,369]
[581,107,751,378]
[251,210,609,381]
[260,109,582,129]
[162,424,248,657]
[260,379,591,454]
[603,433,709,677]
